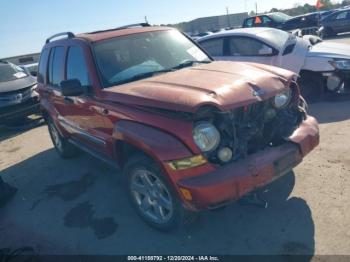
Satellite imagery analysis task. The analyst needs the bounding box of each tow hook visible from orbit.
[238,192,268,209]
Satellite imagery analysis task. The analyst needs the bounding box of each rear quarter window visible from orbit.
[48,46,65,87]
[38,49,50,83]
[244,18,254,27]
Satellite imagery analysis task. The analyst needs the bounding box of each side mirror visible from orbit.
[259,46,274,55]
[60,79,84,97]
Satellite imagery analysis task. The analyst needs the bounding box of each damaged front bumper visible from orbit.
[0,96,40,124]
[176,116,319,211]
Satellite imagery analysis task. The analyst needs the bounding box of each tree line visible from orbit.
[249,0,350,16]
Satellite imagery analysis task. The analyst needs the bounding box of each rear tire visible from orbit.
[47,117,79,159]
[123,154,193,230]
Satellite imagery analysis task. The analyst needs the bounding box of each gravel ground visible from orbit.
[0,100,349,258]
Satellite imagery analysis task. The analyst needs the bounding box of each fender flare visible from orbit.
[113,120,193,164]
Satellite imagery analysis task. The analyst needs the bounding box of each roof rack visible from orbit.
[88,23,151,34]
[46,32,75,44]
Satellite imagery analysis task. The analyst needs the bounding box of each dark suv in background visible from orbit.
[242,12,292,29]
[320,8,350,37]
[0,60,39,125]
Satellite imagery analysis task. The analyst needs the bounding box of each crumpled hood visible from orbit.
[102,61,296,113]
[308,42,350,60]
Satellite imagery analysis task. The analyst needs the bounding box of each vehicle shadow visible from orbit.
[308,100,350,124]
[0,149,315,258]
[0,117,44,142]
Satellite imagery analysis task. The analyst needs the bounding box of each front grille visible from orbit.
[210,96,303,164]
[0,86,34,107]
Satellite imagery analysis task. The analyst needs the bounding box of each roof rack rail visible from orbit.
[88,23,151,34]
[46,32,75,44]
[115,23,151,30]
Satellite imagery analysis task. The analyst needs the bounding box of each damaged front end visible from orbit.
[323,70,350,98]
[192,82,307,165]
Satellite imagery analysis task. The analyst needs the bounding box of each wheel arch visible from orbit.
[112,120,193,169]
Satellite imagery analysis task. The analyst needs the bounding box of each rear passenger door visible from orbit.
[47,46,72,128]
[330,11,349,33]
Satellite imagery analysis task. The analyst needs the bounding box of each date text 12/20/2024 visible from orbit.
[127,256,219,261]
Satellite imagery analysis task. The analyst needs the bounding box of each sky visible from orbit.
[0,0,323,58]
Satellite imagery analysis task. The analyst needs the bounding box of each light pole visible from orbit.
[226,6,230,28]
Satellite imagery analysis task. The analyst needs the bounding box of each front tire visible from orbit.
[124,155,190,230]
[47,117,79,159]
[299,72,324,103]
[320,27,335,39]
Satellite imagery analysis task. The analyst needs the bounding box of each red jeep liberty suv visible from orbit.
[38,23,319,230]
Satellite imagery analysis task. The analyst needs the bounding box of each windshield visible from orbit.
[269,12,292,23]
[93,30,211,87]
[256,29,291,49]
[0,62,28,83]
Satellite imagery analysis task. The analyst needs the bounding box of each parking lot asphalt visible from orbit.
[0,100,349,256]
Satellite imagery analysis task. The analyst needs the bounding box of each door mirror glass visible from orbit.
[60,79,84,96]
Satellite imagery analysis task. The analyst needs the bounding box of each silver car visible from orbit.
[198,27,350,101]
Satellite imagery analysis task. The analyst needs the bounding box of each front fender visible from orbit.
[113,120,193,162]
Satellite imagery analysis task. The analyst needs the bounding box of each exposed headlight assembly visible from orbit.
[329,59,350,70]
[273,89,292,109]
[193,122,220,152]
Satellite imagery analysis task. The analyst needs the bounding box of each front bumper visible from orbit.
[176,116,319,210]
[0,97,40,123]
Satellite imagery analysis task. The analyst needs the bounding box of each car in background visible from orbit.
[197,27,350,101]
[20,63,38,77]
[242,12,292,29]
[38,24,319,230]
[319,8,350,38]
[0,60,40,125]
[282,12,321,35]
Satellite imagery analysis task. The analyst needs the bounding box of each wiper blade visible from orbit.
[113,69,172,86]
[171,60,211,70]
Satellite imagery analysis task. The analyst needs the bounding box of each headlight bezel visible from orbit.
[273,88,292,109]
[192,122,221,153]
[329,59,350,70]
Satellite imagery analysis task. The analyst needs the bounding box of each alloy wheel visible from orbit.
[49,121,63,152]
[130,169,173,224]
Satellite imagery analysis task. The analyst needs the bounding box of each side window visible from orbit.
[262,16,273,26]
[228,37,271,56]
[48,46,65,87]
[245,18,254,27]
[199,38,224,57]
[66,46,90,87]
[335,11,347,20]
[38,49,49,83]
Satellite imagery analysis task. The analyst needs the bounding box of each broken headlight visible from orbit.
[329,59,350,70]
[193,122,220,152]
[273,89,292,109]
